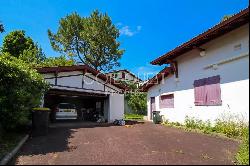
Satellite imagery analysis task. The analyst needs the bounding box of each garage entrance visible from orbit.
[44,89,109,122]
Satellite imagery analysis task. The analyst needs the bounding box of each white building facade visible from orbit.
[144,9,249,124]
[37,65,126,123]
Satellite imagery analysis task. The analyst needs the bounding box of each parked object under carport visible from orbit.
[152,111,161,124]
[32,108,50,137]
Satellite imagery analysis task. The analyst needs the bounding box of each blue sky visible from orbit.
[0,0,249,79]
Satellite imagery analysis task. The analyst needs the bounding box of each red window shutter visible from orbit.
[194,75,222,106]
[160,94,174,108]
[206,75,222,105]
[194,78,207,106]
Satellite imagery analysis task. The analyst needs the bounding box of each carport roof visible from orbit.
[36,65,128,91]
[47,89,108,98]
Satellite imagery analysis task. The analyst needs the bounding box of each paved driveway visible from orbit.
[14,122,239,165]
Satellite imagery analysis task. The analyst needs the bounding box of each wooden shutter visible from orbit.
[194,78,207,106]
[160,94,174,108]
[206,75,222,105]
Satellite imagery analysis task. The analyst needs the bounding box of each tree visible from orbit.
[48,13,84,63]
[38,55,75,67]
[48,10,124,72]
[2,30,45,64]
[221,15,233,22]
[124,82,147,115]
[0,21,4,33]
[0,53,49,130]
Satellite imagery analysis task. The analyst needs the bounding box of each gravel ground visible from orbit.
[13,122,239,165]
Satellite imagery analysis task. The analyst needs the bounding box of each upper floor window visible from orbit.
[159,94,174,108]
[194,75,222,106]
[122,72,126,79]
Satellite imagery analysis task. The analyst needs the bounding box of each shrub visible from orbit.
[236,128,249,165]
[0,53,49,130]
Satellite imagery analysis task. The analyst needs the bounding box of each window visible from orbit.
[159,94,174,108]
[122,72,126,79]
[194,75,222,106]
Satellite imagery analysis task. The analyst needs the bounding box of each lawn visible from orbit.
[0,132,24,160]
[124,114,144,120]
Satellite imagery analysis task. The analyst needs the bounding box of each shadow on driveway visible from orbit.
[12,122,239,165]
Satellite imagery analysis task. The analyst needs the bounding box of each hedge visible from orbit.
[0,53,49,131]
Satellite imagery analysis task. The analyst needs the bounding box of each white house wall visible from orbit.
[109,94,124,122]
[147,24,249,124]
[43,71,122,94]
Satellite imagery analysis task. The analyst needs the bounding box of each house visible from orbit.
[142,8,249,124]
[106,69,143,87]
[106,69,144,114]
[37,65,127,123]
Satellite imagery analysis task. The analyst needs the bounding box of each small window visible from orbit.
[194,75,222,106]
[122,72,126,79]
[159,94,174,108]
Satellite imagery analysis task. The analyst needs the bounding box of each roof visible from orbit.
[140,67,172,92]
[106,69,143,82]
[151,7,249,65]
[36,65,128,91]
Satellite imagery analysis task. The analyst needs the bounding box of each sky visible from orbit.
[0,0,249,80]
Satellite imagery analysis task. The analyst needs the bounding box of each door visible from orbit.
[150,97,156,120]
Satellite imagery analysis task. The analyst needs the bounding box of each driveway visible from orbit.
[14,122,239,165]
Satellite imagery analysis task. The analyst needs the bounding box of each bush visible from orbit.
[0,53,49,130]
[236,129,249,165]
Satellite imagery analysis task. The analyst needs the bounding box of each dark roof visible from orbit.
[151,7,249,65]
[106,69,143,82]
[140,67,172,92]
[36,65,128,91]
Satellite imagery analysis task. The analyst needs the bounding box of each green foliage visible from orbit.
[37,55,75,67]
[48,10,124,72]
[184,117,214,134]
[236,129,249,165]
[125,90,147,115]
[2,30,45,65]
[0,53,49,130]
[48,13,84,61]
[124,114,144,120]
[0,132,24,160]
[221,15,233,22]
[124,82,147,115]
[164,115,248,138]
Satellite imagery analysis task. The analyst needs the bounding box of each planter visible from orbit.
[32,108,50,137]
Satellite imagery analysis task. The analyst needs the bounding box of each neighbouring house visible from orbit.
[107,69,144,114]
[142,8,249,124]
[36,65,127,123]
[106,69,143,87]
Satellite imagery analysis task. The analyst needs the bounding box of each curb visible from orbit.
[0,134,29,165]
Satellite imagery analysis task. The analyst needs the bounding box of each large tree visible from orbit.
[2,30,45,64]
[38,55,75,67]
[48,10,124,72]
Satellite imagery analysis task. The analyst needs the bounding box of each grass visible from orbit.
[235,129,249,165]
[0,132,24,160]
[162,116,249,165]
[124,114,144,120]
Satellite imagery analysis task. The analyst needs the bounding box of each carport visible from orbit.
[36,65,127,123]
[44,89,108,122]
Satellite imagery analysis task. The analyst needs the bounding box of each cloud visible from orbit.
[117,23,142,37]
[119,26,135,37]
